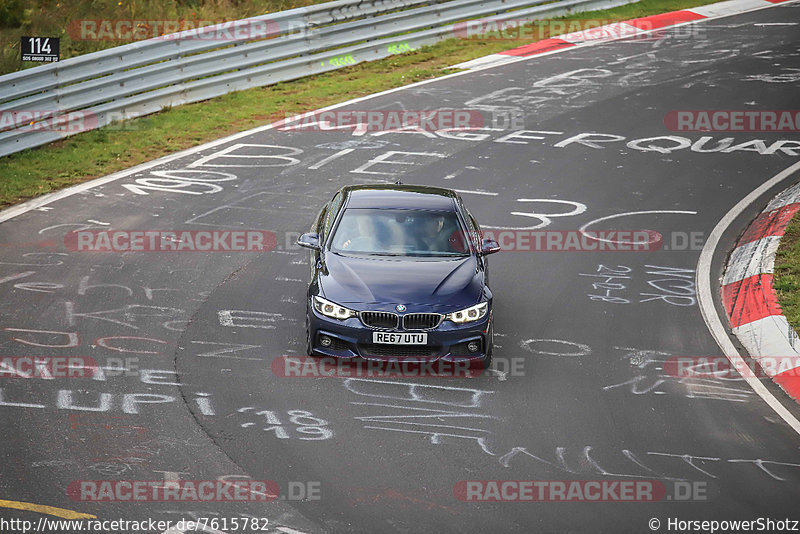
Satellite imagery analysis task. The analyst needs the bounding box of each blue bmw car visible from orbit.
[297,184,500,369]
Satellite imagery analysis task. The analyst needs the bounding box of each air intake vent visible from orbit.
[360,311,399,329]
[402,313,442,330]
[360,345,438,358]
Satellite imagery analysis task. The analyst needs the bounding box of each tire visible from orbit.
[305,308,314,357]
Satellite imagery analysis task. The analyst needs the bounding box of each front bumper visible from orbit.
[308,302,491,363]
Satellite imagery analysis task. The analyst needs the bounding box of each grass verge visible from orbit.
[0,0,722,209]
[774,213,800,328]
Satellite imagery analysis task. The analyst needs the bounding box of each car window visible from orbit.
[463,209,482,251]
[314,205,327,235]
[323,192,344,238]
[330,208,470,257]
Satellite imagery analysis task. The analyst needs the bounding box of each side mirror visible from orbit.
[479,238,501,255]
[297,232,321,251]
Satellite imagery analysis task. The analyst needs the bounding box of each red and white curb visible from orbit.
[450,0,794,70]
[722,182,800,404]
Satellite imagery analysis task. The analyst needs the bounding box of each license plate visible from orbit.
[373,332,427,345]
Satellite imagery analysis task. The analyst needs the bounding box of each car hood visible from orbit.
[319,252,484,312]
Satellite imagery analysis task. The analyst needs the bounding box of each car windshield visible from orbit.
[330,208,471,257]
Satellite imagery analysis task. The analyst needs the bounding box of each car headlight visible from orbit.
[312,295,357,320]
[446,302,488,323]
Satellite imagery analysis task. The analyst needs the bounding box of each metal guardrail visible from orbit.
[0,0,637,158]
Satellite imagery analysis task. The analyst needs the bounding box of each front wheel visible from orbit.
[305,307,314,357]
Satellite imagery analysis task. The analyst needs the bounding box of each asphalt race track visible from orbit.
[1,3,800,533]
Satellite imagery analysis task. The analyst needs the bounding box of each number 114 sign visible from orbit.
[21,36,60,62]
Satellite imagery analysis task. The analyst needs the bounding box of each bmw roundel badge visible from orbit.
[396,304,407,312]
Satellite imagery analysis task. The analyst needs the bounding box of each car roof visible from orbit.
[341,184,460,211]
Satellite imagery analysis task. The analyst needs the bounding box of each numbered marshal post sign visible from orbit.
[21,36,60,62]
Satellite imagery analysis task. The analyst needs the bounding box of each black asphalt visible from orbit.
[1,3,800,533]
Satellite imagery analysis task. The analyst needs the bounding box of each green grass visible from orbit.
[0,0,722,209]
[774,216,800,328]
